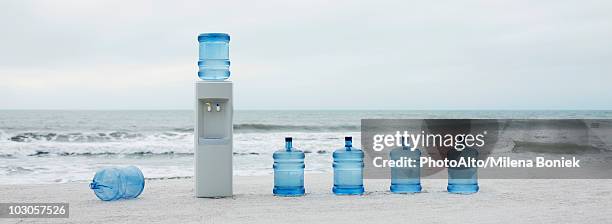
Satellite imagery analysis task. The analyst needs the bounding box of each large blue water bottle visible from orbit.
[89,166,145,201]
[332,136,364,195]
[198,33,230,80]
[447,148,479,194]
[390,137,422,193]
[273,137,305,196]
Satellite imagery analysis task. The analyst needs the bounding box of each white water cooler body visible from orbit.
[195,80,233,197]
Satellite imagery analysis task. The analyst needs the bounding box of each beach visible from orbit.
[1,110,611,223]
[1,174,611,224]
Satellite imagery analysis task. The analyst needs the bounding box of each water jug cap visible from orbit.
[285,137,292,142]
[198,33,230,42]
[345,136,352,141]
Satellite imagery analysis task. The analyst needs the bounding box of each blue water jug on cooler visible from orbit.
[273,137,305,196]
[447,147,479,194]
[198,33,230,80]
[90,166,145,201]
[332,136,364,195]
[390,137,422,193]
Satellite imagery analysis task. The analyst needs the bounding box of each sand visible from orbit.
[1,174,611,224]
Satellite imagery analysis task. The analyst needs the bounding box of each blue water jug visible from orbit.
[447,147,479,194]
[390,137,422,193]
[332,136,364,195]
[198,33,230,80]
[273,137,305,196]
[90,166,145,201]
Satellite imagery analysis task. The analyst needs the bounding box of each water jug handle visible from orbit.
[90,182,111,190]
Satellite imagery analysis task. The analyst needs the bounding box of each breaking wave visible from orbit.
[5,131,188,143]
[233,123,359,132]
[172,123,360,133]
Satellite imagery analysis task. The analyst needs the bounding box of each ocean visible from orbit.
[1,110,611,184]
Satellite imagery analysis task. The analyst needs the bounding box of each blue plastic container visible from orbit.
[273,137,305,196]
[447,147,479,194]
[90,166,145,201]
[390,138,422,193]
[332,136,364,195]
[198,33,230,80]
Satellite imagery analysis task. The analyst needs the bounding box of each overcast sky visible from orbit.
[0,0,611,110]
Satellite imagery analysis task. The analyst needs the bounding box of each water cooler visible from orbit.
[194,33,233,197]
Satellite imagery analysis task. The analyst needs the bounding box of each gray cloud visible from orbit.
[1,0,611,109]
